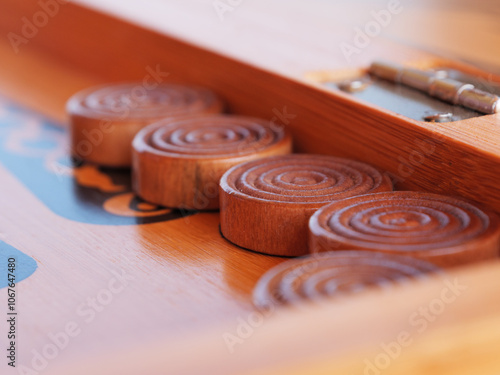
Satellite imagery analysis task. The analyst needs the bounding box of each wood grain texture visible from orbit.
[132,115,292,209]
[0,43,285,367]
[45,260,500,375]
[309,191,500,267]
[253,251,439,308]
[220,154,392,256]
[73,0,500,75]
[0,0,500,374]
[0,0,500,212]
[0,157,285,367]
[68,83,224,167]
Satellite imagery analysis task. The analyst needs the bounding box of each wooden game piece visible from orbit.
[219,154,393,256]
[132,114,293,210]
[309,191,500,267]
[253,251,438,308]
[67,83,224,167]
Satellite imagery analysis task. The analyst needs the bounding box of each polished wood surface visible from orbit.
[309,191,500,267]
[133,115,292,210]
[0,44,285,369]
[47,260,500,375]
[0,0,499,374]
[220,154,392,256]
[2,1,500,213]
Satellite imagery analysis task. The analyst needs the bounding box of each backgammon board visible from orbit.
[1,1,500,374]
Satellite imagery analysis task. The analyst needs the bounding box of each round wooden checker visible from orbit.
[219,154,393,256]
[253,251,438,308]
[132,114,292,210]
[309,191,500,267]
[67,83,224,167]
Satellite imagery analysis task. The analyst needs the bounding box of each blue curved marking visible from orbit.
[0,242,37,288]
[0,98,196,225]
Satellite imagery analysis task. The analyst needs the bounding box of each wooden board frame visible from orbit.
[1,0,500,211]
[1,1,500,374]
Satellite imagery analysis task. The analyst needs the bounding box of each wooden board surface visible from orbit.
[0,93,284,365]
[2,0,500,213]
[0,0,499,374]
[46,260,500,375]
[75,0,500,73]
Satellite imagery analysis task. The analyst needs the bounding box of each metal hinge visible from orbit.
[370,61,499,114]
[324,61,500,123]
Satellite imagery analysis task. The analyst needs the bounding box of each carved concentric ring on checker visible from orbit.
[222,154,392,204]
[219,154,393,256]
[253,251,439,307]
[132,115,292,210]
[67,83,224,167]
[68,83,223,120]
[135,115,288,158]
[309,191,500,267]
